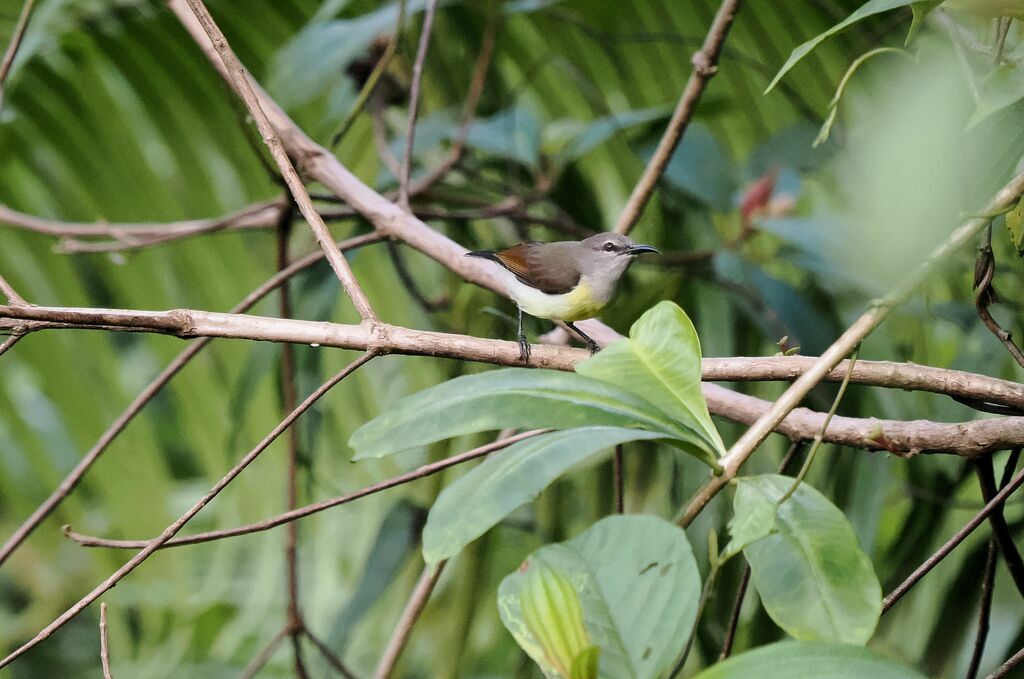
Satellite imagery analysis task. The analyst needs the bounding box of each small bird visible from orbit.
[467,233,660,361]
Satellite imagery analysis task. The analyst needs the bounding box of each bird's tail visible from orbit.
[465,250,499,262]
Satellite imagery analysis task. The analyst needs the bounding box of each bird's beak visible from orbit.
[624,244,660,256]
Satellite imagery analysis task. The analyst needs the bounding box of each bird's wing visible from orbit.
[468,242,581,294]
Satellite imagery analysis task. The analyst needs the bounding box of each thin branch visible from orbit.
[612,0,742,235]
[987,645,1024,679]
[399,0,440,210]
[0,352,376,668]
[678,167,1024,528]
[0,334,22,358]
[99,602,112,679]
[975,457,1024,598]
[240,625,289,679]
[882,462,1024,613]
[967,538,998,679]
[330,0,408,147]
[304,627,360,679]
[0,273,26,305]
[0,0,37,114]
[974,224,1024,368]
[0,233,381,568]
[374,561,445,679]
[386,241,450,312]
[182,0,378,322]
[290,633,310,679]
[64,430,548,549]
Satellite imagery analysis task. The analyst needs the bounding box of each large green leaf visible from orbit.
[739,475,882,644]
[766,0,921,93]
[692,641,926,679]
[499,515,701,679]
[422,427,664,566]
[576,301,726,456]
[722,475,777,560]
[348,368,712,462]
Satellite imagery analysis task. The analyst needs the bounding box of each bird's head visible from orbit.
[576,233,660,278]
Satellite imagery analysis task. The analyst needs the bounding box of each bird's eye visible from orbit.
[603,242,616,252]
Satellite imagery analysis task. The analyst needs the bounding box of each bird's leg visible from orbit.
[517,306,531,363]
[565,321,601,354]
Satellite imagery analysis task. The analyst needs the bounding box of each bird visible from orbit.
[466,233,660,361]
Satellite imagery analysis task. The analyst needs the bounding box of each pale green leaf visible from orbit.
[967,63,1024,129]
[1006,199,1024,253]
[723,477,778,560]
[741,475,882,644]
[577,301,726,457]
[692,641,926,679]
[499,516,701,679]
[766,0,922,93]
[422,428,664,566]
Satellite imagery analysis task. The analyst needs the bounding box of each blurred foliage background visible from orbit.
[1,0,1023,676]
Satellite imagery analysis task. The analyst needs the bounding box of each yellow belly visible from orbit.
[509,278,607,321]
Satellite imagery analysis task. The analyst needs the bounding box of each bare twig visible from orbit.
[975,457,1024,598]
[967,538,998,679]
[0,353,376,668]
[304,627,359,679]
[182,0,377,322]
[374,562,446,679]
[399,0,440,210]
[0,334,22,358]
[0,273,26,305]
[65,430,548,549]
[987,644,1024,679]
[0,0,37,114]
[974,224,1024,368]
[331,0,408,147]
[99,602,112,679]
[678,167,1024,528]
[240,625,288,679]
[612,0,742,235]
[0,233,381,568]
[882,462,1024,613]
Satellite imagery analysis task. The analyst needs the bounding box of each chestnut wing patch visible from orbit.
[469,242,581,294]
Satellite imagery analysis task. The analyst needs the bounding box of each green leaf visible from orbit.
[571,647,601,679]
[723,477,778,560]
[499,516,701,679]
[907,2,942,45]
[349,368,707,461]
[649,124,738,211]
[577,301,726,457]
[740,475,882,644]
[549,106,671,166]
[465,107,543,168]
[520,561,593,678]
[967,62,1024,129]
[766,0,921,93]
[422,427,664,566]
[1006,199,1024,254]
[691,640,926,679]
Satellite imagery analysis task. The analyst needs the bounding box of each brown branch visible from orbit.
[882,461,1024,613]
[0,352,375,668]
[974,225,1024,368]
[0,233,381,568]
[0,0,37,113]
[99,602,112,679]
[374,562,445,679]
[181,0,377,322]
[241,625,288,679]
[399,0,439,210]
[64,430,548,549]
[988,644,1024,679]
[976,455,1024,597]
[303,627,360,679]
[967,538,998,679]
[612,0,742,235]
[0,334,22,358]
[0,273,26,305]
[678,167,1024,528]
[613,444,624,514]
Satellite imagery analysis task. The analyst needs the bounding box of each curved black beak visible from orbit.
[624,244,660,256]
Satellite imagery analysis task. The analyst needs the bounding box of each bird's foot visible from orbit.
[518,333,532,363]
[585,339,601,355]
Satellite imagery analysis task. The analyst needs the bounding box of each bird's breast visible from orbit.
[506,277,607,321]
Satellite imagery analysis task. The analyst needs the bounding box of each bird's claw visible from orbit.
[518,333,531,363]
[586,340,601,355]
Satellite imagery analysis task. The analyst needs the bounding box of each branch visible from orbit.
[974,224,1024,368]
[181,0,377,322]
[374,562,445,679]
[64,430,548,549]
[0,273,26,305]
[0,352,376,668]
[0,0,37,114]
[612,0,742,235]
[99,602,112,679]
[975,456,1024,597]
[988,644,1024,679]
[399,0,439,210]
[0,233,381,568]
[882,461,1024,612]
[678,166,1024,528]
